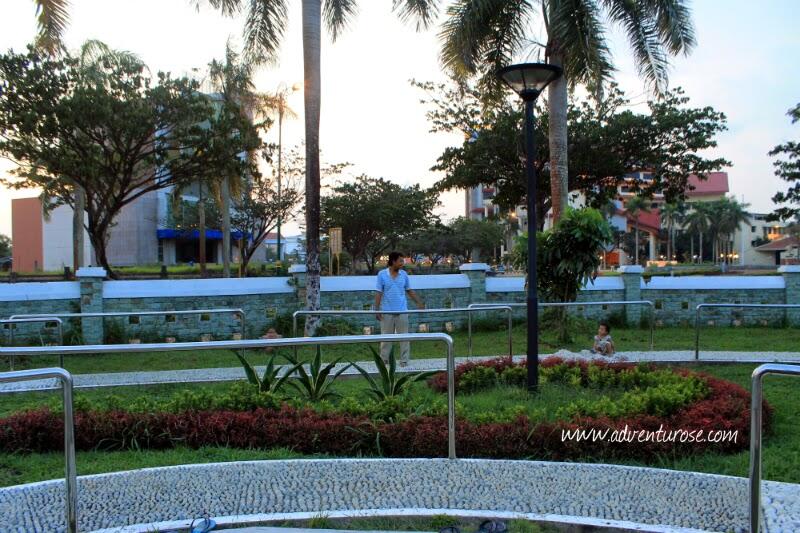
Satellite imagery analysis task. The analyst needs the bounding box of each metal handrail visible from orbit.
[749,363,800,533]
[292,306,514,358]
[694,303,800,359]
[0,368,77,532]
[10,308,247,342]
[0,333,458,459]
[468,300,656,351]
[1,317,64,369]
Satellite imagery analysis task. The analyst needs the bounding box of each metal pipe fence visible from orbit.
[468,300,656,352]
[0,333,458,459]
[694,303,800,359]
[1,317,64,369]
[292,306,514,359]
[0,368,76,532]
[9,309,246,342]
[749,363,800,533]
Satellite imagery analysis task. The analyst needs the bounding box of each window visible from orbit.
[128,315,140,325]
[751,226,756,233]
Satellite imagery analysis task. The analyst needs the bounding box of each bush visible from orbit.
[459,366,498,393]
[314,318,357,337]
[103,319,127,344]
[500,366,527,388]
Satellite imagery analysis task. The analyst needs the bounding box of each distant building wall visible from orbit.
[11,198,43,272]
[41,204,93,271]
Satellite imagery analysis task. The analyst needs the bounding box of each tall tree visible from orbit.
[196,0,439,334]
[0,47,260,277]
[684,203,710,263]
[660,201,685,262]
[0,234,10,258]
[321,175,440,273]
[707,197,750,263]
[448,217,505,262]
[625,195,650,265]
[770,103,800,220]
[439,0,696,223]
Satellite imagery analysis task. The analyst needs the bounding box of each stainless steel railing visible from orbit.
[1,317,64,368]
[0,368,77,532]
[292,306,514,358]
[695,303,800,359]
[0,333,458,459]
[468,300,656,351]
[749,363,800,533]
[10,308,247,342]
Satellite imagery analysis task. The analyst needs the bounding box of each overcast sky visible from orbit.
[1,0,798,238]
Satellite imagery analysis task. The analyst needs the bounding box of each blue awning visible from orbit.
[157,229,249,241]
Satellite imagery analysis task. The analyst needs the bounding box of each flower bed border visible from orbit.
[0,357,770,461]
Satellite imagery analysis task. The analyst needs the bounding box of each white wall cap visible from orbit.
[619,266,644,274]
[288,264,307,274]
[459,263,489,271]
[75,267,107,278]
[778,265,800,273]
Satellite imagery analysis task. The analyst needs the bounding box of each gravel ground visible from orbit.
[1,350,799,393]
[0,459,797,533]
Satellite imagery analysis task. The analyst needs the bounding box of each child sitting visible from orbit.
[592,321,615,356]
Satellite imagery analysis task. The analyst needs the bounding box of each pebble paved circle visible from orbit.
[1,459,798,532]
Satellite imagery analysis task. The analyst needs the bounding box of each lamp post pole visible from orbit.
[524,98,539,392]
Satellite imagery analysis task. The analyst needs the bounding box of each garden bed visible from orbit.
[0,357,768,462]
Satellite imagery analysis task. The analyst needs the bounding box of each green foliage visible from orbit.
[321,174,440,272]
[459,366,498,393]
[353,346,438,401]
[313,318,357,337]
[770,103,800,220]
[235,351,301,394]
[447,217,506,262]
[500,366,527,388]
[0,234,10,258]
[0,45,261,275]
[103,319,127,344]
[285,347,351,402]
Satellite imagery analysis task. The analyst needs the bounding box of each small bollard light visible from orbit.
[418,323,429,333]
[363,326,373,335]
[445,321,455,333]
[200,333,212,342]
[165,336,176,343]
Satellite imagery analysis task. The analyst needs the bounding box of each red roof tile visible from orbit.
[686,172,729,197]
[755,236,800,252]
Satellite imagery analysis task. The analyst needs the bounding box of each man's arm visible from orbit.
[375,291,383,320]
[407,289,424,309]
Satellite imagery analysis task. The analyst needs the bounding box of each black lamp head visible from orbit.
[497,63,563,101]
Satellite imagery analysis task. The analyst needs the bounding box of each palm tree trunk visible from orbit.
[302,0,322,336]
[699,233,703,263]
[72,186,85,273]
[634,222,640,265]
[222,175,231,278]
[546,52,568,224]
[690,235,694,264]
[276,111,283,264]
[199,183,207,277]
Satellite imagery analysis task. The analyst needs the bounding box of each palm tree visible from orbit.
[439,0,696,223]
[197,0,439,333]
[660,201,685,262]
[32,0,69,56]
[684,203,710,263]
[263,83,300,265]
[719,197,750,264]
[625,195,650,265]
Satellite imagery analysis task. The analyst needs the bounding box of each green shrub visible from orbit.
[314,318,357,337]
[500,366,527,387]
[103,319,127,344]
[459,366,498,393]
[468,315,507,332]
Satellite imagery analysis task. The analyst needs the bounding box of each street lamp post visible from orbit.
[497,63,562,392]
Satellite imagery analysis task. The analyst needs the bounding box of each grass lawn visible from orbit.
[0,362,797,488]
[3,325,800,376]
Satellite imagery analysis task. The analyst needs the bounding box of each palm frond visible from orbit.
[603,0,671,93]
[323,0,358,41]
[242,0,289,65]
[33,0,71,57]
[392,0,440,31]
[192,0,243,16]
[549,0,614,86]
[643,0,696,55]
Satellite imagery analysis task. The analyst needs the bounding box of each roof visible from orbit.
[755,236,800,252]
[686,172,729,197]
[621,207,661,233]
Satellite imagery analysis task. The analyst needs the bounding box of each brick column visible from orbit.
[779,265,800,326]
[620,265,643,325]
[76,267,106,344]
[460,262,488,304]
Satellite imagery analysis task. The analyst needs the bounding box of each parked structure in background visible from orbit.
[736,214,796,266]
[11,194,302,272]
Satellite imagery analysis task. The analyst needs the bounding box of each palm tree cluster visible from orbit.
[679,198,750,264]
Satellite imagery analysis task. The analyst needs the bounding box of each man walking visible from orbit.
[375,251,425,366]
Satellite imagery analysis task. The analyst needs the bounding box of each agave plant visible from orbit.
[235,351,301,394]
[285,347,352,402]
[354,346,438,401]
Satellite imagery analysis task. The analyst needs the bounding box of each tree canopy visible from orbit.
[0,46,261,276]
[770,103,800,220]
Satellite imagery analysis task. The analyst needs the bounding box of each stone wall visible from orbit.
[2,264,799,345]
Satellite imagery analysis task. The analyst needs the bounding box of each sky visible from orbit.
[1,0,799,239]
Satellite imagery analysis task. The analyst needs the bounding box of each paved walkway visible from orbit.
[1,350,799,393]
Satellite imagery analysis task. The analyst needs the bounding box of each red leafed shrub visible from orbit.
[0,364,770,461]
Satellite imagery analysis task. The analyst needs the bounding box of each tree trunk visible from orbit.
[302,0,323,336]
[699,232,703,263]
[222,175,231,278]
[87,222,114,279]
[634,222,640,265]
[690,236,694,264]
[199,183,207,277]
[547,52,569,224]
[72,186,85,273]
